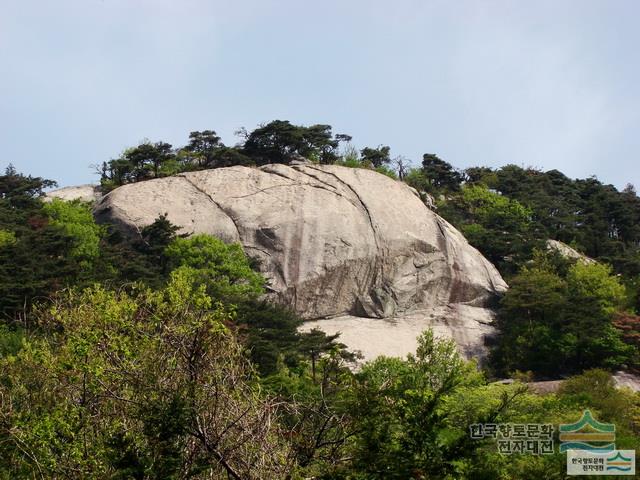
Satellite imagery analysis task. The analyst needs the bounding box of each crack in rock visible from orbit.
[177,174,242,240]
[302,165,380,250]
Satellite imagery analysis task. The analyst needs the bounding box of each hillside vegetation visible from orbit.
[1,120,639,478]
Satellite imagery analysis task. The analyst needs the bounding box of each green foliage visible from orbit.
[0,168,81,318]
[89,215,182,289]
[99,122,354,190]
[360,145,391,168]
[421,367,640,479]
[0,229,16,247]
[137,213,182,271]
[440,184,536,275]
[335,156,362,169]
[566,262,625,317]
[487,165,640,277]
[564,262,632,369]
[421,153,463,192]
[180,130,253,170]
[557,369,640,452]
[164,234,264,301]
[560,369,626,419]
[338,331,484,479]
[298,327,353,382]
[0,274,290,479]
[460,185,532,229]
[182,129,222,168]
[0,164,56,208]
[234,300,303,376]
[425,164,640,280]
[243,120,349,165]
[613,312,640,366]
[43,199,105,265]
[0,325,24,357]
[335,144,399,179]
[404,167,430,193]
[465,166,499,188]
[265,350,357,477]
[101,141,176,190]
[492,254,634,376]
[492,263,570,375]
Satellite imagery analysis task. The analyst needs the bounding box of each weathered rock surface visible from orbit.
[300,304,495,362]
[46,184,102,203]
[613,371,640,392]
[546,239,595,264]
[75,164,507,361]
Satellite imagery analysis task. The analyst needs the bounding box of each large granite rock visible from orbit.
[87,164,507,361]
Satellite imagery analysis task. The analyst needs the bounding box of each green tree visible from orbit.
[235,300,304,376]
[439,184,535,275]
[421,153,463,191]
[336,143,361,167]
[101,141,176,189]
[272,348,356,477]
[464,166,498,188]
[492,254,634,376]
[343,330,483,479]
[129,141,175,180]
[360,145,391,168]
[242,120,345,165]
[0,164,56,208]
[403,167,431,196]
[492,261,569,375]
[564,262,632,369]
[43,199,105,267]
[135,213,182,273]
[0,168,80,318]
[183,130,222,168]
[298,328,344,382]
[164,234,264,302]
[487,164,640,277]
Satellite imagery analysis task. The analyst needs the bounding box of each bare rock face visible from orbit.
[613,371,640,392]
[300,304,496,362]
[46,184,102,203]
[546,239,595,264]
[89,164,507,361]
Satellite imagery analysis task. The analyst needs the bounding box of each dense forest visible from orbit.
[1,120,639,478]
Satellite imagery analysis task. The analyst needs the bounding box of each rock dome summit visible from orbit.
[63,163,509,361]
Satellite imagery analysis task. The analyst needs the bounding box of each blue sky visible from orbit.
[1,0,638,189]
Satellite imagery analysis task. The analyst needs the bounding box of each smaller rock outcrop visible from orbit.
[546,239,595,264]
[46,184,102,204]
[613,371,640,392]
